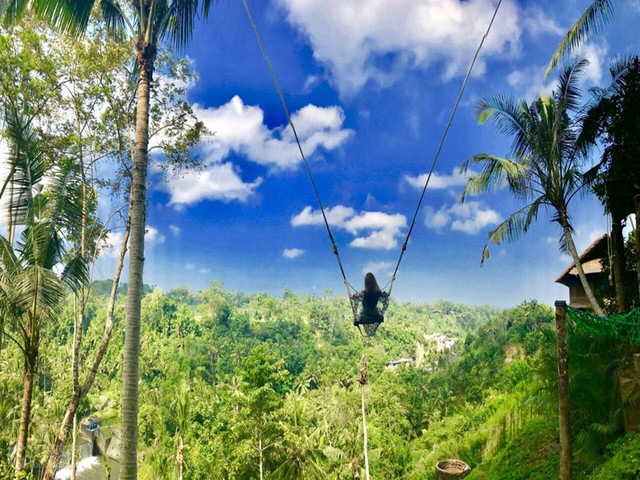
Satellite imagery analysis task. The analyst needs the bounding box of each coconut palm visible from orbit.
[0,2,213,477]
[546,0,615,78]
[0,108,87,475]
[271,396,325,480]
[462,59,605,316]
[580,56,640,307]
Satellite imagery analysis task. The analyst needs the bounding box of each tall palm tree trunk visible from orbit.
[71,295,83,480]
[258,433,263,480]
[358,355,370,480]
[562,221,605,316]
[177,436,184,480]
[611,207,628,312]
[42,216,130,480]
[71,414,78,480]
[15,358,35,475]
[120,51,152,480]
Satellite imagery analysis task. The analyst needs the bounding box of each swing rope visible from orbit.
[386,0,504,296]
[242,0,354,303]
[243,0,504,304]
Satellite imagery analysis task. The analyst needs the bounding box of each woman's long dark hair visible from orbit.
[364,272,381,295]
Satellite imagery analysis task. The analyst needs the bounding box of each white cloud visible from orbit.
[507,65,557,100]
[292,205,407,250]
[303,75,321,92]
[100,231,126,259]
[521,7,563,38]
[199,267,211,274]
[581,43,608,85]
[277,0,521,95]
[162,162,263,206]
[425,207,452,231]
[283,248,305,259]
[425,201,501,234]
[145,226,166,245]
[161,96,352,207]
[404,168,471,190]
[169,224,181,236]
[291,205,356,228]
[193,96,352,170]
[588,228,606,243]
[185,263,195,271]
[362,261,393,278]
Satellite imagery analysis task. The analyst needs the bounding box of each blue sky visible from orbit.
[95,0,640,308]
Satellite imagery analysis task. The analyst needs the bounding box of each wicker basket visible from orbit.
[435,459,471,479]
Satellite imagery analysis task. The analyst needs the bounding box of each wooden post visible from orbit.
[555,301,572,480]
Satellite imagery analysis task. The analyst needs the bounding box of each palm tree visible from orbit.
[580,56,640,307]
[1,2,213,477]
[42,210,130,480]
[0,108,87,475]
[546,0,615,78]
[271,396,325,479]
[462,59,605,316]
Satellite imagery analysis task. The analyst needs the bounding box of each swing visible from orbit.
[243,0,503,337]
[351,291,389,337]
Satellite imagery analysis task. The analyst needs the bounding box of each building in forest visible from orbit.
[555,234,608,309]
[386,358,414,372]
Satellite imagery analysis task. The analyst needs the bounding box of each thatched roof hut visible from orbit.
[555,234,608,309]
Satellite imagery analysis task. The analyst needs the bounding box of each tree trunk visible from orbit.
[611,206,628,312]
[561,221,605,316]
[71,295,82,480]
[15,361,34,475]
[258,433,263,480]
[71,413,78,480]
[361,382,370,480]
[120,52,152,480]
[177,436,184,480]
[42,215,130,480]
[359,355,370,480]
[555,301,573,480]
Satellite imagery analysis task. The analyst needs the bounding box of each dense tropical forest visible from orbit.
[2,283,640,479]
[0,0,639,479]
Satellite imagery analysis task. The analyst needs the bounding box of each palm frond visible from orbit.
[100,0,127,37]
[481,200,543,265]
[461,154,527,201]
[0,0,27,27]
[13,265,64,323]
[476,95,532,157]
[546,0,615,78]
[557,58,589,112]
[60,254,88,294]
[31,0,96,36]
[0,235,20,278]
[608,54,635,88]
[157,0,214,50]
[3,108,47,227]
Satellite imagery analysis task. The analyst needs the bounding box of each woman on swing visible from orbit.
[353,272,389,326]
